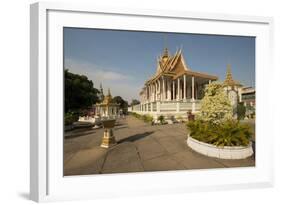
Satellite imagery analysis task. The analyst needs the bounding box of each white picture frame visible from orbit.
[30,2,274,202]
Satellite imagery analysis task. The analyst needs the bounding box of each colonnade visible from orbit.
[140,75,212,103]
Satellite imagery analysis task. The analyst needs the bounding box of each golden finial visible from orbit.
[108,88,111,96]
[162,34,169,58]
[163,47,169,58]
[225,64,233,81]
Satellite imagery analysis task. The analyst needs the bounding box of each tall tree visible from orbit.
[112,96,128,114]
[130,99,140,106]
[64,69,100,113]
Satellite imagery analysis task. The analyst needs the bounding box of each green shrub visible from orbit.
[142,115,153,123]
[64,112,79,125]
[187,119,252,147]
[237,103,246,120]
[176,115,183,122]
[157,115,165,124]
[131,113,153,124]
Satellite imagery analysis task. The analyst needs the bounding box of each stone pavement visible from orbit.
[64,115,255,176]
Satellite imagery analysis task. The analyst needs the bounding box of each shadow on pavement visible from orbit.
[118,131,154,143]
[114,125,128,130]
[64,129,97,139]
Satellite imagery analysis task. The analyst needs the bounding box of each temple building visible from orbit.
[95,89,120,118]
[130,47,218,119]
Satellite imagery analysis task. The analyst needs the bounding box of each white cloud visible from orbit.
[65,58,131,81]
[64,58,141,102]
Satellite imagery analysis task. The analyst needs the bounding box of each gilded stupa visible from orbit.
[95,88,119,118]
[223,64,242,88]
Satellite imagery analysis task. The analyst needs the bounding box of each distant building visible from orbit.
[239,86,255,107]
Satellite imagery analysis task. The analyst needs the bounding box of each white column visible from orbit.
[177,78,180,100]
[209,80,211,84]
[172,80,175,100]
[151,83,153,101]
[192,76,195,100]
[148,85,150,101]
[183,75,186,100]
[153,82,156,101]
[158,80,160,101]
[148,84,151,101]
[168,80,171,100]
[146,86,148,101]
[162,77,166,100]
[156,80,158,100]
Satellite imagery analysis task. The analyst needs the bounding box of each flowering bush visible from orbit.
[187,82,252,147]
[197,82,233,124]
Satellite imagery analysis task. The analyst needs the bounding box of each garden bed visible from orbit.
[187,135,253,159]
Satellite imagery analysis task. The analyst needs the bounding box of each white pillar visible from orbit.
[177,78,180,100]
[149,84,152,101]
[168,80,171,100]
[156,80,158,100]
[183,75,186,100]
[156,101,160,113]
[162,77,165,100]
[153,83,156,101]
[192,76,195,100]
[151,83,154,101]
[209,80,211,84]
[172,80,175,100]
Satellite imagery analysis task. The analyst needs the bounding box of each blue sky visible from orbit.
[64,27,255,103]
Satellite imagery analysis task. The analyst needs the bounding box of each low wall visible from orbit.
[129,100,201,119]
[187,135,253,159]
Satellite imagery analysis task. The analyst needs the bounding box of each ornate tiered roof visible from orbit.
[146,47,218,85]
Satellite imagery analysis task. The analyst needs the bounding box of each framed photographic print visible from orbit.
[30,2,274,202]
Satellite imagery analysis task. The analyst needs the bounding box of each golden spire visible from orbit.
[107,88,111,97]
[162,47,169,58]
[162,34,169,59]
[100,88,112,105]
[223,64,242,88]
[224,64,235,85]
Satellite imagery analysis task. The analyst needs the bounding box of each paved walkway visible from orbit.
[64,116,255,176]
